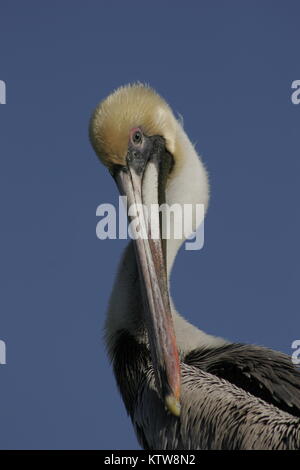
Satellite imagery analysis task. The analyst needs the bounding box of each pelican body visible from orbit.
[89,84,300,449]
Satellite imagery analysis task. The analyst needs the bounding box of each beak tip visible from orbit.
[165,395,181,417]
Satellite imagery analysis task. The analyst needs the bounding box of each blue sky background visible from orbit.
[0,0,299,449]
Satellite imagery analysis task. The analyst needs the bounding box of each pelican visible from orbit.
[89,83,300,449]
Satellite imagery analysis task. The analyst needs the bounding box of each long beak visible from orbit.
[114,137,181,417]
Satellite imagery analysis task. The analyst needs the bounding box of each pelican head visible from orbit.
[90,83,182,416]
[89,83,178,170]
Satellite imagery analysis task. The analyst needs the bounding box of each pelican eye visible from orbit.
[132,130,142,144]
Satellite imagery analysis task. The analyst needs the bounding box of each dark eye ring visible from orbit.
[132,131,142,144]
